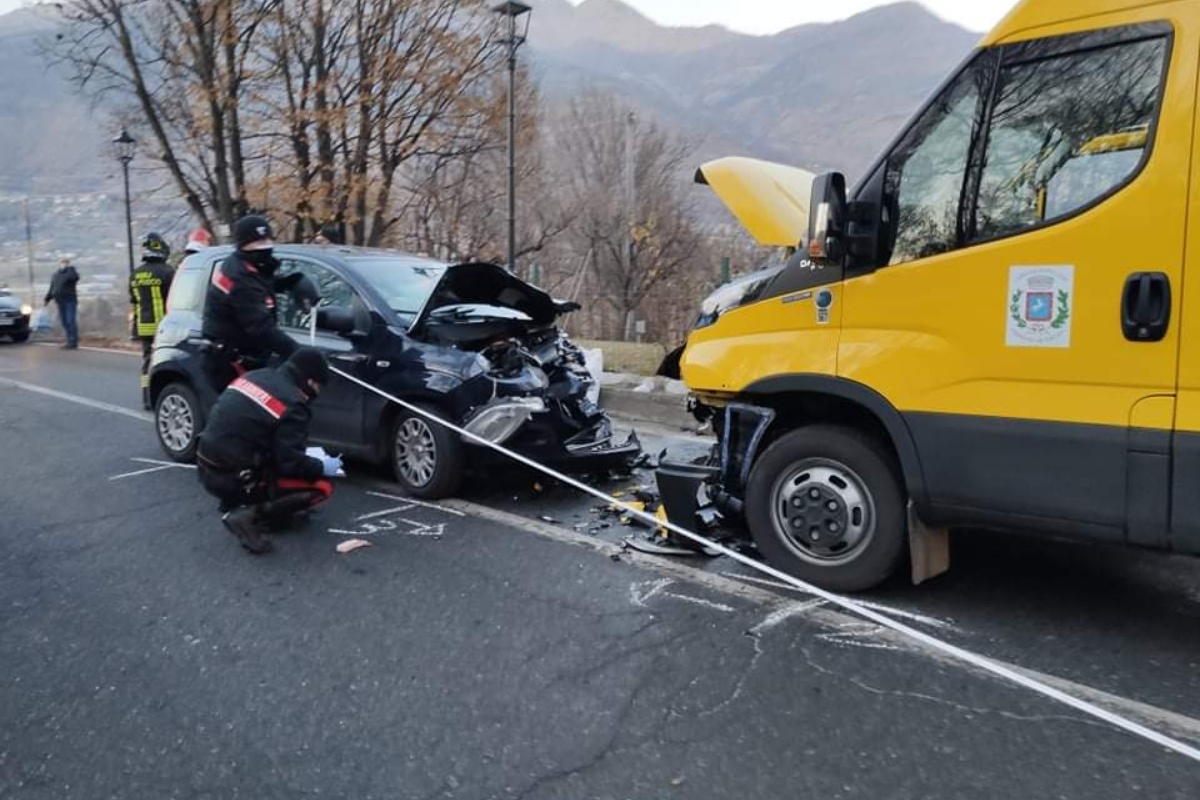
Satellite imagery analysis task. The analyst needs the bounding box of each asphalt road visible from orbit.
[2,340,1199,798]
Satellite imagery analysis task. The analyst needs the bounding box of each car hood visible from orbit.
[0,295,22,311]
[410,262,561,334]
[695,156,814,248]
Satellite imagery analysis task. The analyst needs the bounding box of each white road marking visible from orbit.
[0,376,150,423]
[34,341,139,357]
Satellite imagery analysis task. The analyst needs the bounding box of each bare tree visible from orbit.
[558,90,703,340]
[397,70,577,267]
[49,0,279,231]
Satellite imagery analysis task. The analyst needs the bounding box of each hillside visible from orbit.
[528,0,980,178]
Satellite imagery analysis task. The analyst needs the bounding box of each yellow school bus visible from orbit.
[673,0,1199,591]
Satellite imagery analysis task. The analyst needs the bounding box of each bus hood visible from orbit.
[695,157,815,248]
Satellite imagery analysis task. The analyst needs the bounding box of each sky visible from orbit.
[0,0,1014,34]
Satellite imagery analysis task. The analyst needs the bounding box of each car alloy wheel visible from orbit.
[158,393,196,455]
[395,416,437,488]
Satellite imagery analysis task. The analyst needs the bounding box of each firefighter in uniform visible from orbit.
[130,232,175,410]
[201,214,315,393]
[196,347,342,554]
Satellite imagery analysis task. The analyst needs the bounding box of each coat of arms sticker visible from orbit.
[1006,266,1074,348]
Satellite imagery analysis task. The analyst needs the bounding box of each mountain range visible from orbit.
[0,1,981,200]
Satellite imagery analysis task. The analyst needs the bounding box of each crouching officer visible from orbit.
[130,232,175,410]
[201,214,316,393]
[196,347,343,554]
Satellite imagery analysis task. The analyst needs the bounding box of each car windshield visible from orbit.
[345,256,449,324]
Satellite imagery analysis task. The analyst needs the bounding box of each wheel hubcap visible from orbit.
[158,395,194,453]
[771,460,875,566]
[396,418,437,487]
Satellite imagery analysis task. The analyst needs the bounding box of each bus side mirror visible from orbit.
[807,172,848,263]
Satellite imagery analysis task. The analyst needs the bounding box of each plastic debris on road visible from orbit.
[336,539,372,554]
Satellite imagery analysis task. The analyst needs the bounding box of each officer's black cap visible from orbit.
[288,347,330,386]
[234,215,275,250]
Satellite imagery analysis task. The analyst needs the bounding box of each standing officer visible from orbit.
[201,214,315,392]
[130,232,175,410]
[196,347,342,554]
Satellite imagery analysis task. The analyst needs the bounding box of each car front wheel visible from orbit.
[391,404,465,499]
[155,382,204,463]
[744,424,906,593]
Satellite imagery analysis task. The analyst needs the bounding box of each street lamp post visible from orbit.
[492,1,532,276]
[113,129,137,275]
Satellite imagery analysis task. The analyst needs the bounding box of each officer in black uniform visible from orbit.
[196,347,341,554]
[130,232,175,410]
[201,214,315,393]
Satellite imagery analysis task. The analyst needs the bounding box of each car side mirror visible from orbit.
[316,307,355,334]
[806,171,848,264]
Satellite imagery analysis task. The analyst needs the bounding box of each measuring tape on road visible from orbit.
[324,363,1200,763]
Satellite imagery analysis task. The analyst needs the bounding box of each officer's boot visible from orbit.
[258,492,316,532]
[221,507,273,554]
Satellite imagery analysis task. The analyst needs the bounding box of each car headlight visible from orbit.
[463,397,545,445]
[20,304,32,316]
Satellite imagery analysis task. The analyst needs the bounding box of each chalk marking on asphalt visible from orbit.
[355,504,417,521]
[366,490,467,517]
[630,578,674,607]
[750,600,827,635]
[0,376,151,422]
[725,571,957,631]
[439,497,1200,745]
[131,457,196,469]
[12,368,1200,758]
[110,465,176,481]
[662,593,736,613]
[109,458,197,481]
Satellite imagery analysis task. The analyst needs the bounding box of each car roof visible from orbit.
[181,244,452,272]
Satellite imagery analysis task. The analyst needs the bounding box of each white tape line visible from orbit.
[328,364,1200,762]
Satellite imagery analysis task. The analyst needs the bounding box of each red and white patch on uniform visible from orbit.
[211,267,234,295]
[229,377,286,420]
[265,296,275,310]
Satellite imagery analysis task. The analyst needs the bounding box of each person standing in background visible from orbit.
[44,257,79,349]
[130,233,175,410]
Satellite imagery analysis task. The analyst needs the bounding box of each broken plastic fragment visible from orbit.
[336,539,372,554]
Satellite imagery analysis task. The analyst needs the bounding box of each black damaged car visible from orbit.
[148,246,640,497]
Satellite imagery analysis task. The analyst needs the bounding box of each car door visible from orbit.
[839,14,1192,538]
[275,258,369,449]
